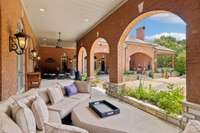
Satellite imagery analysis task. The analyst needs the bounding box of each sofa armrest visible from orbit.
[48,110,62,124]
[44,122,88,133]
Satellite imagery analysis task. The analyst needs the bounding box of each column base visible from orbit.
[87,76,95,81]
[183,101,200,123]
[106,82,126,98]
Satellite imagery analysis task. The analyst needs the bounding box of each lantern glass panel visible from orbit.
[18,37,26,49]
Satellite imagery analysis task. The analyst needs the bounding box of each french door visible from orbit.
[17,55,25,94]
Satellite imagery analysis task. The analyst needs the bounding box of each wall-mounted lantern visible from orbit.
[9,30,30,55]
[30,49,41,61]
[31,49,38,58]
[37,56,41,61]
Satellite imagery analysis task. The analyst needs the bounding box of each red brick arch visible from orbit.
[78,0,200,104]
[87,38,110,79]
[77,47,87,74]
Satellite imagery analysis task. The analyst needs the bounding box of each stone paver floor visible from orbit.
[40,79,183,133]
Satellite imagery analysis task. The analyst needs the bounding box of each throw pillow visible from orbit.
[64,84,78,96]
[74,81,91,93]
[56,82,65,95]
[10,95,36,120]
[15,103,36,133]
[38,88,50,104]
[48,87,64,104]
[32,96,49,130]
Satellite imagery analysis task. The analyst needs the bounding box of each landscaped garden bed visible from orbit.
[116,81,186,128]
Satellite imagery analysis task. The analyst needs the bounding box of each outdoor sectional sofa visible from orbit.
[0,80,90,133]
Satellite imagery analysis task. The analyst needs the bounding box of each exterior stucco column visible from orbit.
[151,55,157,73]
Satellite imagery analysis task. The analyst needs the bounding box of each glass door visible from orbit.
[17,55,25,94]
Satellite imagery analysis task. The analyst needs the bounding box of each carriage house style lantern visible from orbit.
[9,30,30,55]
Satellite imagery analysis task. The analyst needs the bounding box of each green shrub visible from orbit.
[123,70,136,75]
[81,73,87,81]
[127,82,184,115]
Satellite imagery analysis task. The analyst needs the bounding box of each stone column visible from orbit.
[106,82,126,97]
[105,44,126,97]
[182,101,200,125]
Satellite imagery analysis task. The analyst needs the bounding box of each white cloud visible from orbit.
[149,13,185,25]
[145,32,186,41]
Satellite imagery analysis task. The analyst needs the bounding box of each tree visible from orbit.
[154,36,186,75]
[157,56,172,68]
[154,36,186,54]
[175,50,186,75]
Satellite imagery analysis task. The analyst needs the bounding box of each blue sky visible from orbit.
[128,13,186,41]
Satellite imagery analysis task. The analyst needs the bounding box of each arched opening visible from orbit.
[129,53,152,72]
[116,11,186,115]
[78,47,87,75]
[89,38,110,82]
[118,10,186,81]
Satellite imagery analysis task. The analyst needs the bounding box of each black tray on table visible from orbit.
[89,100,120,118]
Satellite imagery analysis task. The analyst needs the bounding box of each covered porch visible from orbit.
[1,0,200,133]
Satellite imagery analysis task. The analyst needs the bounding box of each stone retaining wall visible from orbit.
[106,84,185,128]
[120,96,185,128]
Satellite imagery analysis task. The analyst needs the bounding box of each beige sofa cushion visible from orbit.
[48,98,79,118]
[32,97,49,130]
[184,120,200,133]
[48,87,64,104]
[15,103,36,133]
[74,81,90,93]
[0,113,23,133]
[45,122,88,133]
[48,110,62,124]
[70,93,90,102]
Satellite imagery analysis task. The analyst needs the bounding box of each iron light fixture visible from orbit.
[30,49,41,61]
[56,32,63,48]
[37,56,41,61]
[9,30,30,55]
[30,49,38,60]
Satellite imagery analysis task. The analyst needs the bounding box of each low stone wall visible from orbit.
[106,83,185,128]
[119,96,185,128]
